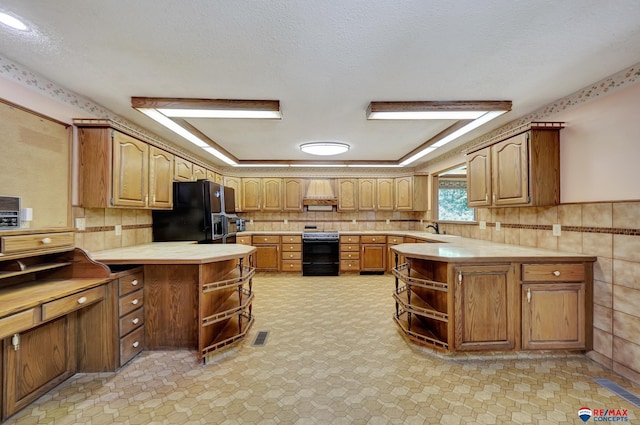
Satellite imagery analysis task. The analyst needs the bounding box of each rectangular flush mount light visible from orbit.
[366,100,511,120]
[132,97,281,119]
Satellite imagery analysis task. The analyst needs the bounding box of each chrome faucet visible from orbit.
[425,223,439,234]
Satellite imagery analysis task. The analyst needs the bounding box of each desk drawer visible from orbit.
[522,263,585,282]
[119,307,144,337]
[1,232,74,254]
[119,289,144,317]
[0,309,37,339]
[118,271,143,296]
[120,326,144,366]
[42,285,105,321]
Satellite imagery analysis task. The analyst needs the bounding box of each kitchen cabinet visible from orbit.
[262,178,283,211]
[521,263,588,350]
[241,178,262,211]
[77,124,174,209]
[358,179,376,211]
[360,235,387,272]
[376,179,394,211]
[281,235,302,271]
[206,170,224,184]
[387,236,404,272]
[340,235,360,272]
[337,179,358,211]
[466,124,561,208]
[394,176,429,211]
[192,164,207,181]
[454,264,516,351]
[252,235,280,271]
[174,157,193,181]
[223,176,242,212]
[283,178,304,211]
[115,268,145,366]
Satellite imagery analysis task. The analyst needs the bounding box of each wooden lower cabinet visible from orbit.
[340,235,360,272]
[252,235,280,271]
[3,316,75,420]
[361,236,386,272]
[454,264,516,351]
[281,235,301,272]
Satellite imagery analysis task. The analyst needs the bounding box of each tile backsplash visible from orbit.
[73,207,152,252]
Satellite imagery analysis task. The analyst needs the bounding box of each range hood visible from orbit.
[304,179,337,211]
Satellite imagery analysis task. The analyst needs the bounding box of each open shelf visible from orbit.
[394,286,448,322]
[394,311,448,350]
[393,263,448,292]
[202,289,253,327]
[202,266,255,293]
[0,261,72,280]
[202,312,254,356]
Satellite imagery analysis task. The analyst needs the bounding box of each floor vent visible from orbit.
[593,378,640,408]
[252,331,269,347]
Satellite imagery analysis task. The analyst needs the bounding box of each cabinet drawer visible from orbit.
[361,235,386,244]
[42,285,105,321]
[0,308,37,339]
[120,325,144,366]
[281,260,302,271]
[1,232,74,254]
[118,272,144,296]
[340,235,360,243]
[119,289,144,317]
[341,260,360,271]
[281,243,301,252]
[522,263,585,282]
[340,251,359,260]
[252,235,280,244]
[119,307,144,337]
[388,236,404,244]
[341,244,359,252]
[236,236,252,245]
[282,235,302,244]
[282,251,301,260]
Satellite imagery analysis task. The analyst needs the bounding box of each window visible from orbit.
[436,165,475,222]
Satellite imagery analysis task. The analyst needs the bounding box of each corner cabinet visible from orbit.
[466,123,563,208]
[223,176,243,212]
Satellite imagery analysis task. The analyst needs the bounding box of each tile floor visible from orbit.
[6,273,639,424]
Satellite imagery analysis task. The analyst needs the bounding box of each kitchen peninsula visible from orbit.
[390,238,596,354]
[90,242,257,362]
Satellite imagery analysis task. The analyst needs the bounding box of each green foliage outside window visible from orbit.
[438,178,475,222]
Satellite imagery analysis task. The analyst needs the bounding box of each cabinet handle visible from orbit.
[553,271,561,277]
[11,334,20,351]
[458,271,463,285]
[372,238,376,242]
[485,193,488,202]
[132,317,140,325]
[77,296,87,304]
[492,193,496,204]
[41,237,52,244]
[290,264,294,268]
[132,299,139,305]
[133,341,140,348]
[527,288,531,303]
[131,279,139,286]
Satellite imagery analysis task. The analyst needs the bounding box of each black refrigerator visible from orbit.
[152,180,226,243]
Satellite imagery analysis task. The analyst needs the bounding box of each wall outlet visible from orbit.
[75,217,86,231]
[352,219,356,224]
[114,224,122,236]
[386,219,390,224]
[495,222,501,231]
[284,219,288,224]
[250,219,254,224]
[552,224,562,237]
[479,221,487,230]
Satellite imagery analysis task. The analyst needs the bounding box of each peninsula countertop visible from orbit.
[89,242,256,265]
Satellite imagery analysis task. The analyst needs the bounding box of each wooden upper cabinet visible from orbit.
[337,179,357,211]
[111,131,149,208]
[358,179,376,211]
[466,126,561,208]
[241,178,262,211]
[376,178,394,211]
[148,146,174,209]
[262,178,283,211]
[283,178,303,211]
[174,157,193,182]
[466,147,492,207]
[192,164,207,181]
[223,176,242,212]
[207,170,224,184]
[394,177,413,210]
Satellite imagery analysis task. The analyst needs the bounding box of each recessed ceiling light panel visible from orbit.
[0,12,28,30]
[300,142,350,156]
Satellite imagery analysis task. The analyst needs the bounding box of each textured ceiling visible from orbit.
[1,1,640,167]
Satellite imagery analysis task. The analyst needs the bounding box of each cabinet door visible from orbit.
[174,157,193,182]
[361,244,386,271]
[148,147,174,209]
[377,179,394,210]
[262,178,282,211]
[394,177,413,210]
[283,178,304,211]
[466,147,492,207]
[454,264,516,351]
[223,176,242,212]
[255,245,280,271]
[242,178,262,211]
[192,164,207,181]
[3,316,74,420]
[358,179,376,211]
[522,283,585,350]
[492,133,529,206]
[112,131,149,208]
[337,179,357,211]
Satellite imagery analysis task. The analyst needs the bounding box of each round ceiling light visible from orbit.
[300,142,350,156]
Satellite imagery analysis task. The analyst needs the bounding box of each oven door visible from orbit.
[302,239,339,276]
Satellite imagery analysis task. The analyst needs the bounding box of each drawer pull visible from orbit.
[132,299,139,305]
[290,264,294,268]
[131,279,139,286]
[41,237,52,244]
[372,238,376,242]
[77,296,87,304]
[553,271,561,276]
[132,341,140,348]
[132,317,140,325]
[12,334,20,351]
[527,288,531,303]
